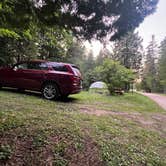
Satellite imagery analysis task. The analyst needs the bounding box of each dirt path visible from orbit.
[79,106,166,137]
[140,92,166,110]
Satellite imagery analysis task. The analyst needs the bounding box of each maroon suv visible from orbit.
[0,60,82,100]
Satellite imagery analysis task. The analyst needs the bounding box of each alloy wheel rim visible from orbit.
[43,85,57,99]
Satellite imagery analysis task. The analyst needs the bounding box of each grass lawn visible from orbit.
[0,89,166,165]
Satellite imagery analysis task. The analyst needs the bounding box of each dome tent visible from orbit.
[89,81,109,95]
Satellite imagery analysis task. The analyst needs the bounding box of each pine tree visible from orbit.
[142,35,158,92]
[112,31,143,72]
[158,37,166,93]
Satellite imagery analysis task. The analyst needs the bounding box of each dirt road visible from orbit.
[141,92,166,110]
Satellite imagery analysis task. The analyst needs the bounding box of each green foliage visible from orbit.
[67,42,136,91]
[22,29,32,40]
[0,37,38,65]
[0,145,12,160]
[0,0,159,67]
[112,31,143,71]
[158,37,166,93]
[83,70,97,90]
[93,59,134,94]
[35,0,158,40]
[66,40,86,64]
[0,0,159,41]
[81,53,96,89]
[38,27,73,61]
[0,26,73,65]
[0,28,20,39]
[142,35,159,92]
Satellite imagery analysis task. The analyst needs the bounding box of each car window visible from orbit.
[39,63,48,70]
[47,62,68,72]
[14,63,28,70]
[72,66,81,77]
[27,63,48,70]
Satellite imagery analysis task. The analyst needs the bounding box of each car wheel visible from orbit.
[42,83,59,100]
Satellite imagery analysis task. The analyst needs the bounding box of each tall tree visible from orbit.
[0,0,159,65]
[142,35,158,92]
[158,37,166,93]
[37,27,73,61]
[0,26,73,64]
[81,51,96,89]
[66,40,86,65]
[0,0,159,41]
[112,31,143,72]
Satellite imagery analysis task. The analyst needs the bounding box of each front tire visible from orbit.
[42,83,59,100]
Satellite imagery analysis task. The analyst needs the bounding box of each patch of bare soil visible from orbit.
[79,107,166,137]
[80,107,140,117]
[0,131,104,166]
[66,136,104,166]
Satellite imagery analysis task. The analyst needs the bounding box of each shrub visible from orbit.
[93,59,134,94]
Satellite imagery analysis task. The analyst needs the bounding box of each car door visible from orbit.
[11,63,29,88]
[18,62,47,91]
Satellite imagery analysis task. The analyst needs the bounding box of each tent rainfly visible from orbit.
[89,81,109,94]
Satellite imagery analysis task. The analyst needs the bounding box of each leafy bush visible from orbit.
[93,59,134,94]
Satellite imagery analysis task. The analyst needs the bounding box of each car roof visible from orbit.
[17,60,79,68]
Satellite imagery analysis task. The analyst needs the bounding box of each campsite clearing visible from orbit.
[0,89,166,165]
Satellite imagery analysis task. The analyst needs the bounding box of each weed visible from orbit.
[0,145,12,160]
[53,142,67,157]
[0,113,24,132]
[32,132,48,148]
[53,157,68,166]
[74,142,84,151]
[53,142,68,166]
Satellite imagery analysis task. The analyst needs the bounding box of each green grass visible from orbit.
[0,89,165,165]
[73,91,164,112]
[157,93,166,96]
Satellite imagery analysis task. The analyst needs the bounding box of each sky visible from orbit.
[85,0,166,56]
[137,0,166,48]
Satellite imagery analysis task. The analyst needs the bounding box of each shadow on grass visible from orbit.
[0,87,79,103]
